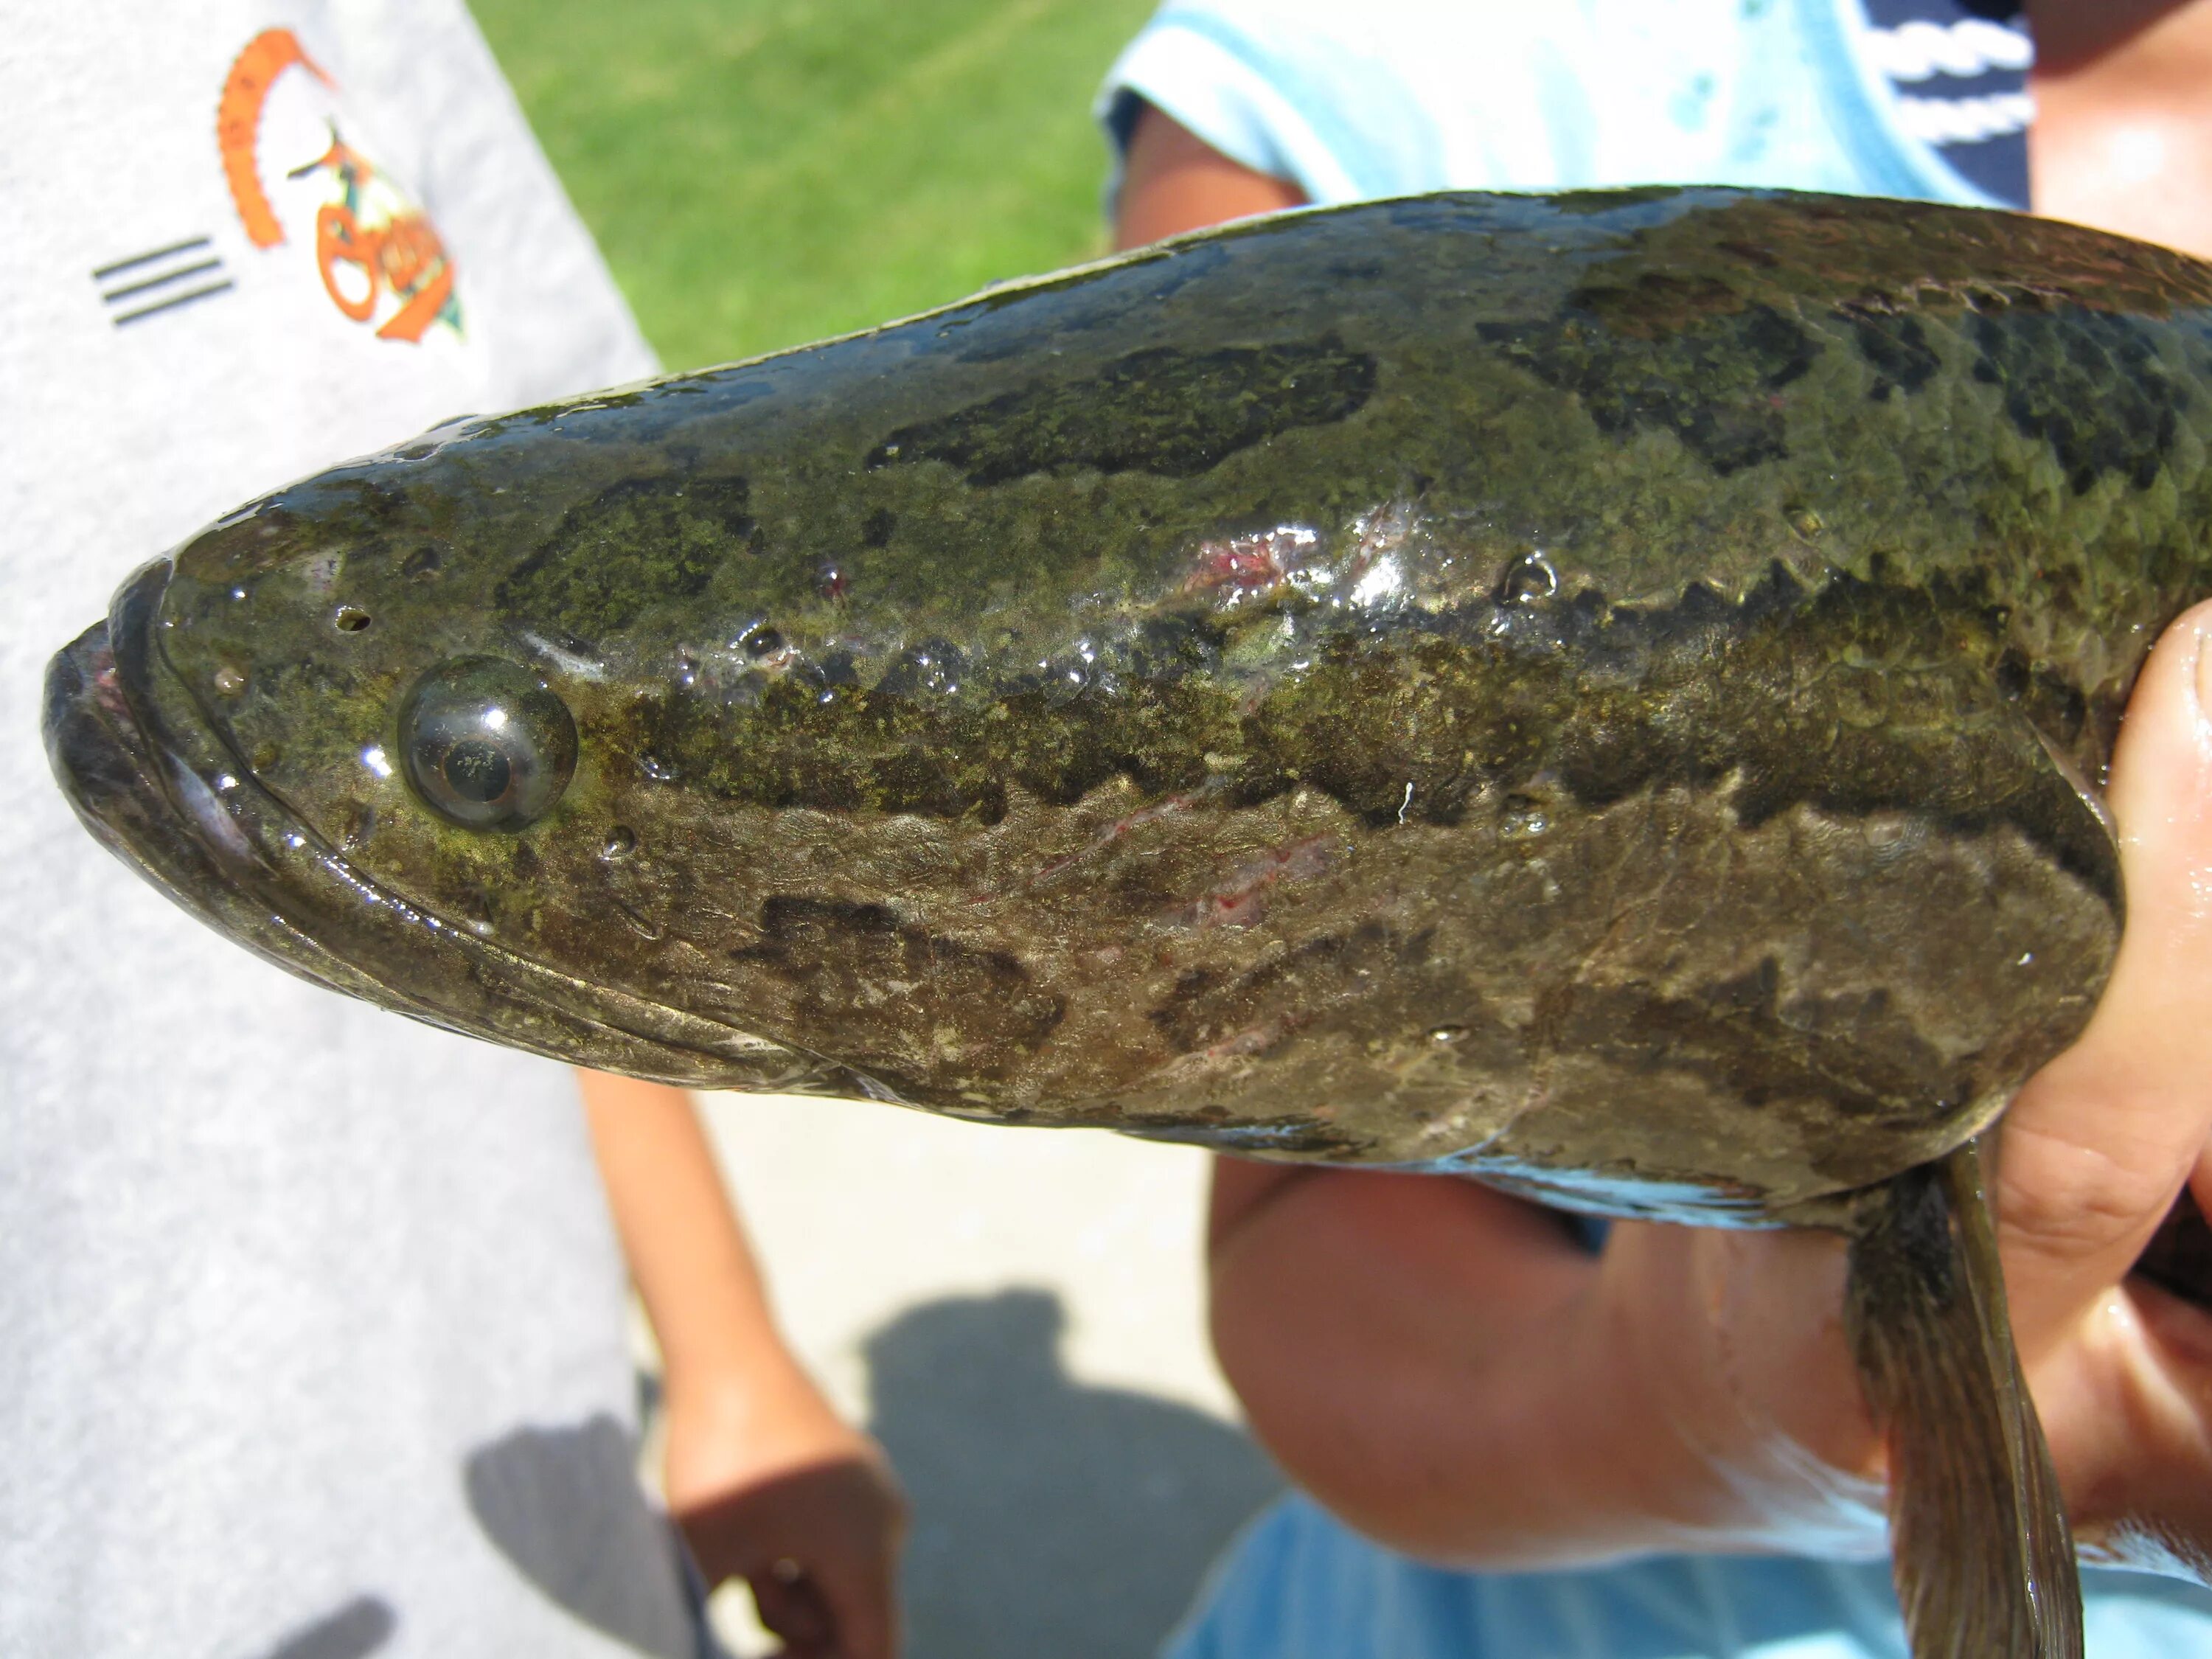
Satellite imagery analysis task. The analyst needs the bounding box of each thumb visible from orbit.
[1998,598,2212,1352]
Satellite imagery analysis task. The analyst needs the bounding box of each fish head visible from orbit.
[41,448,835,1092]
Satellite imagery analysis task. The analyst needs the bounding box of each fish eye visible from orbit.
[398,658,577,831]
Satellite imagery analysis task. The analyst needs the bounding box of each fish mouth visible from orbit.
[43,560,826,1088]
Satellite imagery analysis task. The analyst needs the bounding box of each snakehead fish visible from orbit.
[44,188,2212,1655]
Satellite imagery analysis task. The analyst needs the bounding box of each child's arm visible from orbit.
[1114,103,1304,250]
[1207,1158,1891,1567]
[580,1071,906,1659]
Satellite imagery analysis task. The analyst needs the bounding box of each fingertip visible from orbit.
[2107,599,2212,898]
[2087,600,2212,1034]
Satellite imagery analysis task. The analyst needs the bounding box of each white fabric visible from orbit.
[0,5,701,1656]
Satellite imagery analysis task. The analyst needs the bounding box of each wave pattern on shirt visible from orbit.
[1859,0,2034,207]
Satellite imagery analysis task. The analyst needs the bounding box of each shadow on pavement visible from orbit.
[863,1288,1283,1659]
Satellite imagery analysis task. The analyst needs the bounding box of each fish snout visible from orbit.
[43,597,177,881]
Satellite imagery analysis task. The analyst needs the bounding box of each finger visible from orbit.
[809,1549,900,1659]
[1998,599,2212,1349]
[752,1566,835,1654]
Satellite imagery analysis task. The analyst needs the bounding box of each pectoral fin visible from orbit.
[1844,1133,2081,1658]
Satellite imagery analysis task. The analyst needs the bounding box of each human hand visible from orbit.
[1208,599,2212,1577]
[662,1366,907,1659]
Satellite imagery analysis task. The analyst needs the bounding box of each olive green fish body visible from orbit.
[70,188,2212,1225]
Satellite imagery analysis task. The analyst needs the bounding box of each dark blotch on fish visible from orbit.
[1971,309,2188,493]
[1150,920,1429,1054]
[498,476,755,641]
[731,896,1065,1083]
[1479,293,1820,474]
[1845,305,1943,402]
[865,339,1379,483]
[1538,956,1956,1132]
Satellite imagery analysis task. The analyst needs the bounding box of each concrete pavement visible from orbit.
[689,1091,1282,1658]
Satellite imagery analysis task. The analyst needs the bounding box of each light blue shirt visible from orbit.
[1166,1495,2212,1659]
[1097,4,2212,1655]
[1099,0,2012,214]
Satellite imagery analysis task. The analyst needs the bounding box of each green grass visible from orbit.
[473,0,1158,372]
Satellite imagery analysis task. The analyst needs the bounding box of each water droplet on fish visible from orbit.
[602,826,638,860]
[1428,1026,1468,1046]
[639,754,678,782]
[212,664,247,697]
[1498,551,1557,604]
[2017,951,2035,967]
[229,586,248,602]
[340,800,376,849]
[675,655,700,689]
[1500,793,1550,839]
[819,563,850,601]
[333,605,372,633]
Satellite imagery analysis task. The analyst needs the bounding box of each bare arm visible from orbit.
[1113,102,1307,251]
[1208,1161,1741,1566]
[580,1071,906,1659]
[2030,0,2212,261]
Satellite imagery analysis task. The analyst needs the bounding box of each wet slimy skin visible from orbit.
[44,188,2212,1222]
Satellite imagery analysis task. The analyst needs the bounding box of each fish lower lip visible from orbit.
[42,572,296,958]
[43,608,193,887]
[44,559,182,842]
[44,616,139,842]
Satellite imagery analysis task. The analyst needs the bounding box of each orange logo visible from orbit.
[216,28,462,342]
